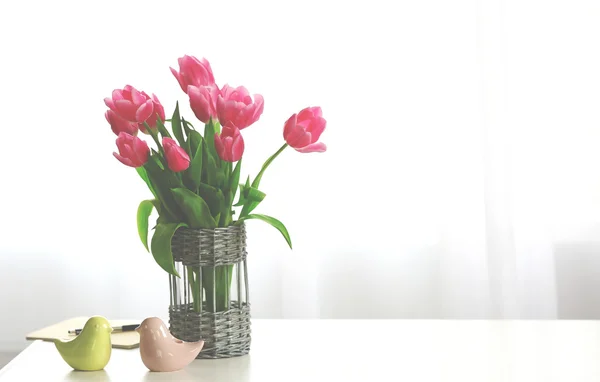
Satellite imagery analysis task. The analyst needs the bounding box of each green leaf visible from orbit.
[247,187,266,203]
[237,214,292,249]
[233,175,251,207]
[199,183,224,219]
[202,140,219,186]
[144,156,183,221]
[246,187,266,215]
[151,222,187,276]
[189,130,203,156]
[230,158,242,196]
[155,117,172,139]
[185,131,203,191]
[221,189,234,226]
[171,102,187,152]
[182,118,195,135]
[204,119,217,157]
[171,188,216,229]
[137,200,155,251]
[233,184,247,207]
[136,166,151,186]
[136,167,156,197]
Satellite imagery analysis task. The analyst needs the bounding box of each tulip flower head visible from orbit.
[170,55,216,93]
[214,125,245,162]
[113,132,150,168]
[105,110,139,136]
[283,107,327,153]
[216,85,264,129]
[162,137,190,172]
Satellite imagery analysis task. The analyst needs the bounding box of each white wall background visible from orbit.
[2,0,600,353]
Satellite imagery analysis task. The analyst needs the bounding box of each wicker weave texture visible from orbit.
[169,302,251,359]
[171,224,247,267]
[169,224,251,359]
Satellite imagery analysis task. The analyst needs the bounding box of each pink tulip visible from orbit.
[162,137,190,172]
[105,110,138,136]
[170,55,216,94]
[104,85,154,124]
[214,125,244,162]
[216,84,264,129]
[113,132,150,168]
[283,107,327,153]
[140,93,165,133]
[188,85,219,123]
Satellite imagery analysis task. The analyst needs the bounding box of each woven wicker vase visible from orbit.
[168,223,250,359]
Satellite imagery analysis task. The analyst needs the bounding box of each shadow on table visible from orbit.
[65,369,110,381]
[141,355,251,382]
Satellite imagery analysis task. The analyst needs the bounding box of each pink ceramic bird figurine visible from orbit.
[136,317,204,372]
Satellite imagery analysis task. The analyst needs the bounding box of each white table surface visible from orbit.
[2,319,600,381]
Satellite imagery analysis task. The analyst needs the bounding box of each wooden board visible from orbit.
[25,317,140,349]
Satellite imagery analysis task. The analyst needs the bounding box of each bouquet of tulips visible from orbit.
[104,55,326,310]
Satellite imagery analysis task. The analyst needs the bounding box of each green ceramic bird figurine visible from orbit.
[54,316,113,371]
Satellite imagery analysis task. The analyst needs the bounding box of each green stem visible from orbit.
[144,122,164,155]
[220,162,233,227]
[201,265,234,313]
[238,143,288,219]
[251,143,288,189]
[187,267,200,312]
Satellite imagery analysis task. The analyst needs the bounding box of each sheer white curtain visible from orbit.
[2,0,600,353]
[278,0,600,319]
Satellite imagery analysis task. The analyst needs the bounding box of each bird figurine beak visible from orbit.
[134,326,141,333]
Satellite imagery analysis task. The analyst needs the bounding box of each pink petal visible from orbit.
[120,142,135,160]
[133,138,149,164]
[220,84,234,98]
[104,97,116,111]
[285,120,311,147]
[136,99,154,123]
[130,87,146,105]
[296,142,327,153]
[170,67,186,93]
[114,100,138,121]
[283,114,297,141]
[231,134,245,161]
[113,152,135,167]
[292,132,313,148]
[307,117,327,142]
[214,133,225,159]
[231,86,250,102]
[111,89,125,101]
[251,94,264,120]
[189,86,212,123]
[163,137,176,146]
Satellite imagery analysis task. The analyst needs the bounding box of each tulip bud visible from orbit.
[162,137,190,172]
[188,85,219,123]
[214,125,244,162]
[113,133,150,168]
